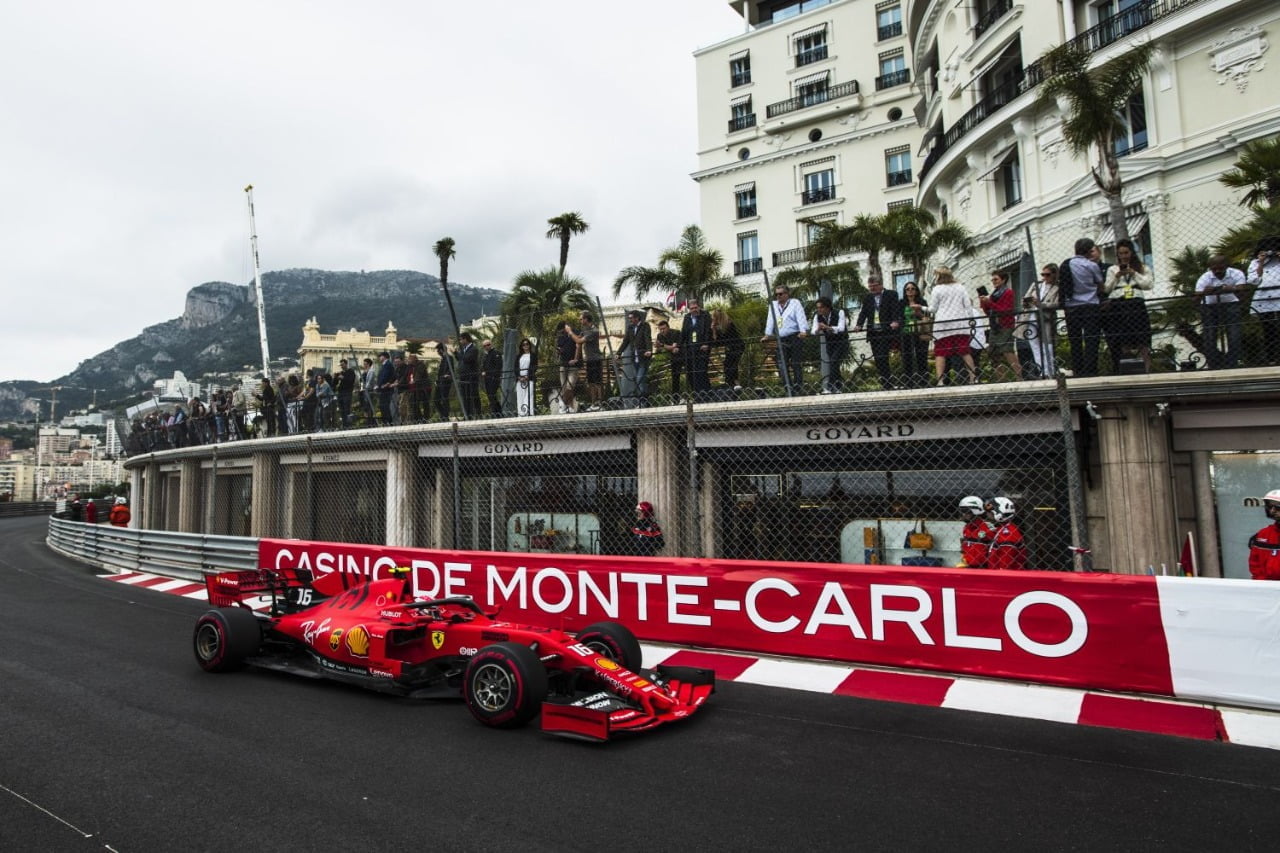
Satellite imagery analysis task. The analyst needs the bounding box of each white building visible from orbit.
[153,371,202,403]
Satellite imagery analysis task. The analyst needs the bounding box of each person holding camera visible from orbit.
[1195,254,1246,369]
[978,270,1022,383]
[1247,239,1280,366]
[811,296,849,393]
[1101,238,1154,372]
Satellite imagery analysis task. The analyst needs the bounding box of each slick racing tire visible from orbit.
[193,607,262,673]
[463,642,548,728]
[576,621,642,672]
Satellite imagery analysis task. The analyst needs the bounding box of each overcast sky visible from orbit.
[0,1,744,383]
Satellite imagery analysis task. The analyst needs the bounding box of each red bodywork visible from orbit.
[202,567,714,740]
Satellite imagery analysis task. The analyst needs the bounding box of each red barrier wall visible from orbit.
[259,539,1175,696]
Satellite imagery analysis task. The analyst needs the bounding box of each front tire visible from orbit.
[463,643,548,728]
[576,621,642,672]
[193,608,261,672]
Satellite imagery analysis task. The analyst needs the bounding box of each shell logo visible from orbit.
[431,630,446,650]
[329,629,344,651]
[596,658,621,671]
[346,625,370,657]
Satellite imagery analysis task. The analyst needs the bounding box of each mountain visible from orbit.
[0,269,505,420]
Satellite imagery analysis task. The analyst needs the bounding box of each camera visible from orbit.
[976,285,989,296]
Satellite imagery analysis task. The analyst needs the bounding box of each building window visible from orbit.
[804,214,837,245]
[974,0,1014,38]
[729,96,756,133]
[794,27,828,68]
[735,185,757,219]
[998,153,1022,209]
[1115,89,1148,156]
[891,269,914,291]
[876,3,903,40]
[885,147,912,187]
[796,74,830,106]
[802,168,835,205]
[735,231,762,275]
[730,52,751,88]
[876,50,909,90]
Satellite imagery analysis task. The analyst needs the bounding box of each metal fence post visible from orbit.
[1057,372,1091,571]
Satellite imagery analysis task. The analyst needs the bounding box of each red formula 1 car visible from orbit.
[192,567,714,741]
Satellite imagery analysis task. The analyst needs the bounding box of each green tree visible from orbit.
[771,261,863,307]
[433,237,461,343]
[1219,134,1280,209]
[1034,41,1154,243]
[612,224,741,306]
[502,267,594,340]
[881,206,975,282]
[546,212,590,279]
[806,213,892,279]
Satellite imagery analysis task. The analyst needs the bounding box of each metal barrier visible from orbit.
[47,516,259,580]
[0,502,57,518]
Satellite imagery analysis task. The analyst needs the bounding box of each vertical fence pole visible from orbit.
[1057,373,1091,571]
[451,422,462,548]
[305,436,314,542]
[685,395,703,558]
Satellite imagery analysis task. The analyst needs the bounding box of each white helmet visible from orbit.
[115,497,127,505]
[990,496,1016,523]
[1263,489,1280,515]
[959,496,985,516]
[1263,489,1280,503]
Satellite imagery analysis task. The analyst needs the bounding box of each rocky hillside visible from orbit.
[1,269,504,419]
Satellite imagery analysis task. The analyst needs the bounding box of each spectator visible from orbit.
[710,307,744,390]
[1023,264,1060,378]
[617,309,652,404]
[361,357,378,426]
[1101,238,1154,372]
[574,312,605,410]
[170,404,190,446]
[392,355,409,425]
[255,378,277,437]
[515,337,537,417]
[406,352,429,423]
[979,270,1022,383]
[334,358,356,428]
[481,339,504,416]
[376,352,396,425]
[109,497,130,528]
[1246,239,1280,366]
[555,322,579,414]
[679,298,713,396]
[853,274,903,390]
[299,373,318,432]
[900,282,932,388]
[314,373,334,432]
[987,497,1028,571]
[655,319,681,397]
[1248,488,1280,580]
[457,332,481,418]
[811,296,849,393]
[434,342,455,421]
[958,495,993,568]
[1062,237,1105,377]
[929,267,977,385]
[84,499,98,524]
[762,283,808,394]
[1195,254,1246,369]
[69,499,83,522]
[630,501,665,556]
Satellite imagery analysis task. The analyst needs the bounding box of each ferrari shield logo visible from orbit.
[431,630,445,650]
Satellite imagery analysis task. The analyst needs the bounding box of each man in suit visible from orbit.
[853,274,903,390]
[617,309,653,403]
[457,332,481,418]
[481,339,503,416]
[679,298,713,395]
[376,351,396,425]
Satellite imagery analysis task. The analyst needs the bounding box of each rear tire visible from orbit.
[576,621,642,672]
[463,643,548,728]
[193,608,261,672]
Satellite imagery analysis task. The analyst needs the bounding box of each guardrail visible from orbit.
[0,502,57,518]
[47,516,259,580]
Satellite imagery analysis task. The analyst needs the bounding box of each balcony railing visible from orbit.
[801,186,836,205]
[728,113,757,133]
[734,258,763,275]
[736,204,758,219]
[973,0,1014,38]
[878,21,903,40]
[766,79,859,119]
[875,68,911,90]
[919,0,1206,184]
[886,170,913,187]
[795,44,829,67]
[772,247,809,266]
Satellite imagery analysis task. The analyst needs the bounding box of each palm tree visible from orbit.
[882,207,975,282]
[772,261,863,306]
[433,237,461,342]
[546,212,590,279]
[612,224,740,306]
[806,213,893,279]
[1034,41,1154,243]
[502,267,594,339]
[1219,135,1280,208]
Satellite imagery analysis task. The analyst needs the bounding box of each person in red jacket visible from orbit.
[1248,489,1280,580]
[987,496,1029,571]
[109,497,131,528]
[630,501,665,557]
[84,499,98,524]
[958,495,994,568]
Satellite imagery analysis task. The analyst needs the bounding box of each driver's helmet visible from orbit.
[990,496,1017,523]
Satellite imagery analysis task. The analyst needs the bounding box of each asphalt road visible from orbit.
[3,515,1280,852]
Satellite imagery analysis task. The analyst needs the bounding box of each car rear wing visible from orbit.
[204,568,313,608]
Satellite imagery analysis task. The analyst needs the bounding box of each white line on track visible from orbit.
[0,781,117,848]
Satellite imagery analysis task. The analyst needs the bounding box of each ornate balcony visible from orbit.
[766,79,860,119]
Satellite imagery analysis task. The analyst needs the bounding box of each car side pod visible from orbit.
[540,664,716,742]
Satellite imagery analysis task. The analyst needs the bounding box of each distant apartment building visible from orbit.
[695,0,1279,292]
[0,437,11,461]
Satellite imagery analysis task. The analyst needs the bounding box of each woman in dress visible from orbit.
[900,281,932,388]
[1101,238,1153,371]
[515,338,537,417]
[929,267,978,384]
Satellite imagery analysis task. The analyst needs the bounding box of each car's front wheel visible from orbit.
[463,642,548,728]
[193,608,261,672]
[576,621,642,672]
